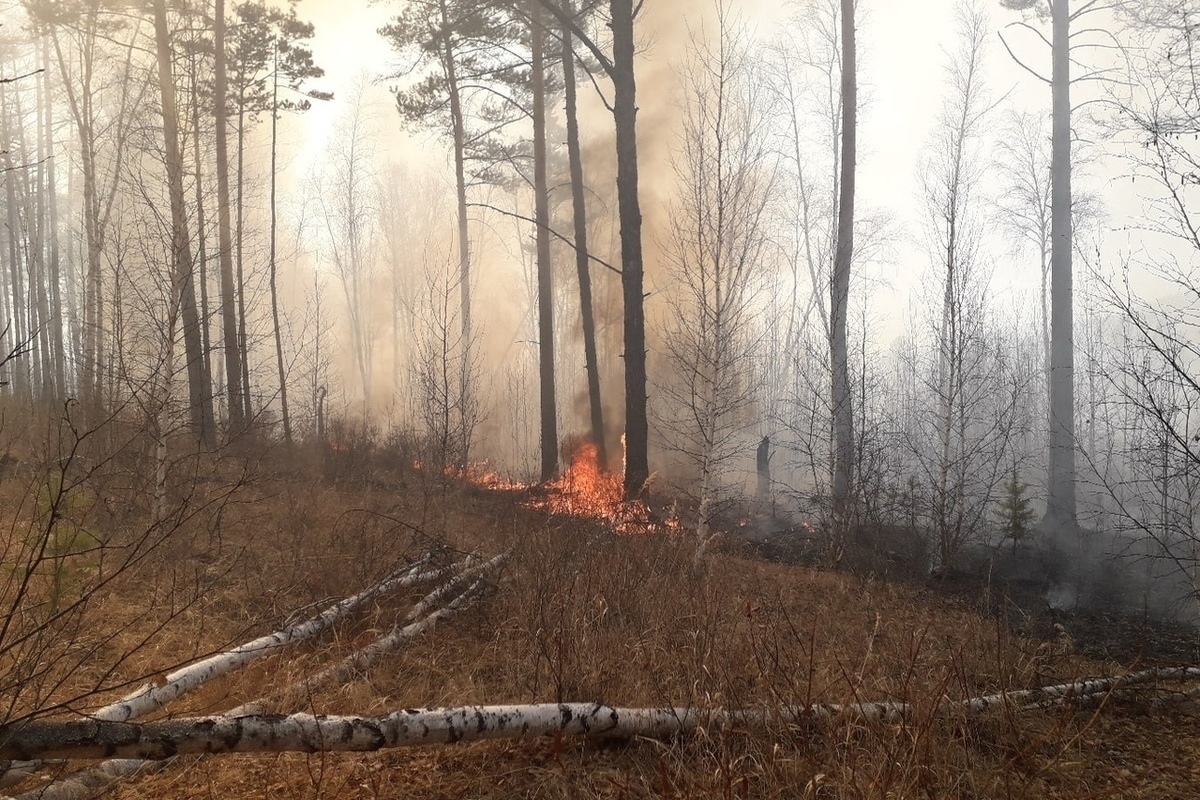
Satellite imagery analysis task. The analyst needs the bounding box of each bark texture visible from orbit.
[532,2,558,481]
[1045,0,1076,529]
[830,0,856,514]
[6,666,1199,761]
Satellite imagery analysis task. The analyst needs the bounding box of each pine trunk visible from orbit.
[214,0,246,434]
[532,3,558,481]
[1045,0,1076,529]
[611,0,648,499]
[561,2,606,467]
[152,0,214,445]
[830,0,856,516]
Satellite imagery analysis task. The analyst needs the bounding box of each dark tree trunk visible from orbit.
[214,0,246,433]
[437,0,471,343]
[830,0,856,515]
[269,51,292,443]
[611,0,648,499]
[152,0,215,446]
[190,44,213,410]
[531,2,558,481]
[561,0,606,467]
[236,98,251,422]
[1045,0,1076,528]
[42,41,66,399]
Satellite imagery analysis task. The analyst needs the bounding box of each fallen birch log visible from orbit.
[5,665,1200,762]
[299,553,506,692]
[4,759,163,800]
[5,556,506,800]
[0,555,451,789]
[1,555,507,798]
[92,556,449,723]
[227,553,507,715]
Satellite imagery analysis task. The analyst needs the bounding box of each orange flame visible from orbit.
[434,438,680,534]
[543,441,623,517]
[533,440,678,534]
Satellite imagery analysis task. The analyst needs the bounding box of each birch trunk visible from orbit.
[7,664,1197,800]
[10,666,1200,761]
[91,558,444,723]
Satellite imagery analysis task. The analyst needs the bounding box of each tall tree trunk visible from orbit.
[436,0,471,343]
[190,43,213,411]
[561,1,606,467]
[236,99,252,421]
[611,0,648,499]
[214,0,246,434]
[830,0,856,515]
[2,87,29,395]
[43,41,66,399]
[31,74,53,397]
[152,0,215,446]
[50,21,103,407]
[532,2,558,481]
[1045,0,1076,528]
[269,49,291,443]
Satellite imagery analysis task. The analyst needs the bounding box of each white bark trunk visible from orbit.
[233,553,507,712]
[92,557,446,723]
[3,556,503,796]
[6,667,1197,762]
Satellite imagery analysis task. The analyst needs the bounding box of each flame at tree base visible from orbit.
[536,440,680,534]
[446,440,679,534]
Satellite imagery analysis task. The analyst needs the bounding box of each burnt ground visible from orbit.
[733,519,1200,666]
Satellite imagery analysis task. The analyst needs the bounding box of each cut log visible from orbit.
[5,665,1200,761]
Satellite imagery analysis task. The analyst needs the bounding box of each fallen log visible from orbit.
[4,665,1200,761]
[92,556,449,723]
[5,759,162,800]
[301,552,506,691]
[227,553,507,715]
[0,555,451,789]
[1,555,507,798]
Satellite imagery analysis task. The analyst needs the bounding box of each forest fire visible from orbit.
[441,441,677,534]
[540,441,623,517]
[529,440,677,534]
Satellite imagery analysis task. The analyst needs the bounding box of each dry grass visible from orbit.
[2,446,1199,799]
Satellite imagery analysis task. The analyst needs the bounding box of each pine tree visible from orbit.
[999,468,1036,553]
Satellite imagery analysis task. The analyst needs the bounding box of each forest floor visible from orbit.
[6,448,1200,799]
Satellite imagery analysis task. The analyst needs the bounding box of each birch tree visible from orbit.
[910,1,1022,569]
[658,5,776,559]
[319,88,377,418]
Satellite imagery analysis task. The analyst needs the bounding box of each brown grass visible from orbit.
[2,445,1198,799]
